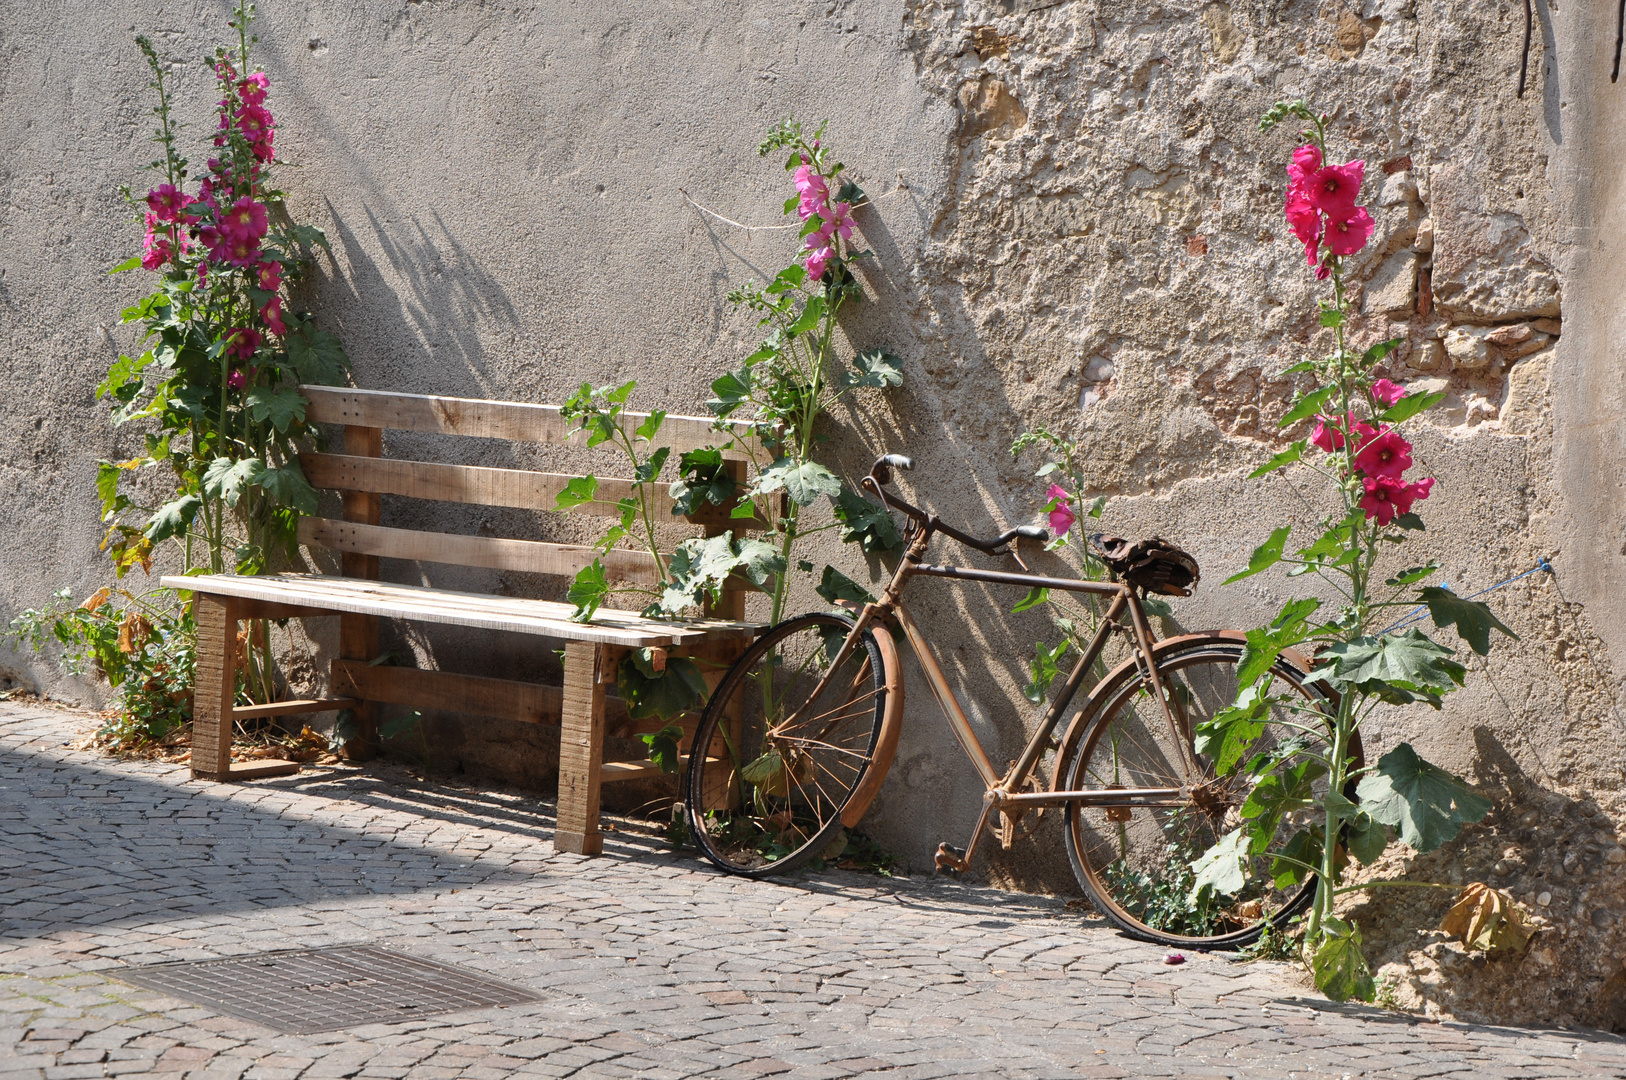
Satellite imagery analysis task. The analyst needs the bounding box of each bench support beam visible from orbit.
[191,594,238,781]
[555,641,610,855]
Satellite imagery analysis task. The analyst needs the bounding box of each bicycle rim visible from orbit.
[1063,641,1358,948]
[685,613,887,877]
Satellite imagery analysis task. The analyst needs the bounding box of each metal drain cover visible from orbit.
[113,945,540,1034]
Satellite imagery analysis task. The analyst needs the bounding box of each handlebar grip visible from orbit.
[1004,525,1050,544]
[870,454,915,486]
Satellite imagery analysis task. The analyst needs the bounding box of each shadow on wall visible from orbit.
[316,200,519,394]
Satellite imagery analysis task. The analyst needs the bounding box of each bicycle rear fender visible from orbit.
[1047,630,1330,794]
[840,621,906,827]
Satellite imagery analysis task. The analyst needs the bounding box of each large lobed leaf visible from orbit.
[1312,917,1375,1002]
[1417,586,1517,656]
[1314,629,1465,707]
[1354,742,1491,853]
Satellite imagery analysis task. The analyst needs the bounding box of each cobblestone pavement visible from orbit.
[2,702,1623,1080]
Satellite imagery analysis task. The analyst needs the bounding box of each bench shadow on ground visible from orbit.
[1276,995,1626,1050]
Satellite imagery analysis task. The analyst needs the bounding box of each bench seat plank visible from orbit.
[299,518,662,582]
[162,573,754,649]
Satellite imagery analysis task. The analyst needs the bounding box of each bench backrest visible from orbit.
[295,385,765,611]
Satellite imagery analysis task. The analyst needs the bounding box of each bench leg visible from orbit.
[337,613,380,760]
[556,641,608,856]
[191,595,237,781]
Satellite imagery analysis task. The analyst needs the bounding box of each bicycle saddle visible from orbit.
[1088,534,1201,596]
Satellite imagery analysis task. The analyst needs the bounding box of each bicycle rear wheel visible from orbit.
[1061,638,1360,949]
[685,613,888,877]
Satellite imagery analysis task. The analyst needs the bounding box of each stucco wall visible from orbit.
[2,0,1624,1026]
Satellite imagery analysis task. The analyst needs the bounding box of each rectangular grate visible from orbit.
[112,945,541,1034]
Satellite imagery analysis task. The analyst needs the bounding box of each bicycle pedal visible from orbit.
[934,842,968,875]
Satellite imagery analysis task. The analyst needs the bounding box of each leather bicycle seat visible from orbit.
[1088,534,1202,596]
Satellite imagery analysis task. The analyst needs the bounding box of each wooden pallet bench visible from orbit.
[163,385,765,856]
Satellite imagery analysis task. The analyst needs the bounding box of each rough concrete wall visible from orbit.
[1,0,1623,1027]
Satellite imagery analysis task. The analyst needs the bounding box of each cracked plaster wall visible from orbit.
[0,0,1623,1027]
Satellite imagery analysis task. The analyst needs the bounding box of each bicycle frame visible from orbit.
[782,461,1204,874]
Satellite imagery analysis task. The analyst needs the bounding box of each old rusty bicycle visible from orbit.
[683,454,1357,948]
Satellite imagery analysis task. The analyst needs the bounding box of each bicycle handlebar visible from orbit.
[863,453,1049,555]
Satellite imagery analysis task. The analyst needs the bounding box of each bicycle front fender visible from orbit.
[840,620,906,828]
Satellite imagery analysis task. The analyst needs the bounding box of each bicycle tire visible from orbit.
[1061,637,1363,949]
[684,613,889,877]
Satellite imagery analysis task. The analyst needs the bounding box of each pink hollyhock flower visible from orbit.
[1324,207,1374,256]
[1285,191,1321,248]
[238,72,269,105]
[235,104,274,143]
[1306,160,1364,219]
[226,327,261,361]
[1371,378,1405,407]
[1310,416,1343,453]
[794,166,830,221]
[1359,473,1433,525]
[219,232,261,267]
[1288,144,1322,186]
[1045,484,1077,535]
[805,219,835,251]
[1353,429,1412,479]
[824,200,856,242]
[220,197,269,241]
[227,368,248,390]
[256,260,283,293]
[804,244,833,282]
[1358,474,1405,525]
[261,296,288,336]
[251,130,275,164]
[140,236,172,271]
[146,184,187,223]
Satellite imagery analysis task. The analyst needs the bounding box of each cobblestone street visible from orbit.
[1,702,1622,1080]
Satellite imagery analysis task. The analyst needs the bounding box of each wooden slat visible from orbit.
[230,698,357,722]
[600,754,720,784]
[298,518,662,583]
[297,453,770,530]
[330,659,634,729]
[338,423,383,760]
[161,573,756,648]
[225,759,301,779]
[300,385,758,457]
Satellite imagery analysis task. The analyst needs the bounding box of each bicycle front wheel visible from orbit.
[1061,638,1359,949]
[685,613,888,877]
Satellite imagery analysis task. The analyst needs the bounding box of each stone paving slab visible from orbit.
[1,703,1623,1079]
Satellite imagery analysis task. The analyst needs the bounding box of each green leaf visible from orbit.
[96,462,124,517]
[1223,525,1292,585]
[670,448,738,517]
[1012,587,1049,615]
[1394,512,1425,531]
[1355,742,1491,853]
[757,457,841,506]
[1235,597,1321,688]
[639,722,685,773]
[732,538,785,589]
[1086,495,1106,518]
[1311,918,1375,1002]
[202,456,263,509]
[555,475,599,511]
[618,655,708,721]
[1021,639,1069,704]
[1379,389,1446,424]
[633,446,671,484]
[1271,828,1323,890]
[1248,440,1306,479]
[707,367,753,417]
[1279,359,1318,376]
[787,295,826,337]
[144,494,202,543]
[256,465,320,515]
[1346,812,1390,865]
[111,255,143,273]
[634,410,666,442]
[1385,562,1441,587]
[1315,629,1466,706]
[1277,386,1336,429]
[1194,683,1269,774]
[1361,338,1403,366]
[244,386,307,433]
[843,349,904,390]
[1417,586,1517,656]
[379,711,423,740]
[662,533,784,613]
[815,565,874,605]
[1189,829,1249,901]
[1240,758,1326,854]
[567,560,609,622]
[831,486,901,553]
[285,326,349,385]
[766,264,806,294]
[1319,307,1344,328]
